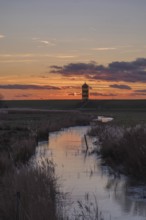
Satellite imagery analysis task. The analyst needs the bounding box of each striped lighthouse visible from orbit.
[82,83,89,101]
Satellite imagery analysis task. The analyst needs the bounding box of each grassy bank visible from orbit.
[88,122,146,182]
[0,109,94,220]
[0,161,62,220]
[0,109,93,176]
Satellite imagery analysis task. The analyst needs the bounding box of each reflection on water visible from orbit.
[33,126,146,220]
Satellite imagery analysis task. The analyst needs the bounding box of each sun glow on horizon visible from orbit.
[1,1,146,100]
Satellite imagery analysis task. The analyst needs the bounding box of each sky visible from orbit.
[0,0,146,100]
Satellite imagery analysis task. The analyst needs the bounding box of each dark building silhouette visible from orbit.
[82,83,89,101]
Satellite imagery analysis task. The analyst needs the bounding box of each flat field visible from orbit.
[2,99,146,125]
[3,99,146,111]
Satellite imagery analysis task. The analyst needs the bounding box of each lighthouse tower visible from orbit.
[82,83,89,101]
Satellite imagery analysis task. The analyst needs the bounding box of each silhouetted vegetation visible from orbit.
[0,160,64,220]
[0,110,93,220]
[88,123,146,181]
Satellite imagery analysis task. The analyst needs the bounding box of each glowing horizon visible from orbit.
[1,0,146,100]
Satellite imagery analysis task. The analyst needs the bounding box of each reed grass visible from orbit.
[89,124,146,181]
[72,194,104,220]
[0,110,93,220]
[0,160,64,220]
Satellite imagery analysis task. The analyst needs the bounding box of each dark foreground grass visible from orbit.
[0,161,63,220]
[0,110,96,220]
[88,123,146,181]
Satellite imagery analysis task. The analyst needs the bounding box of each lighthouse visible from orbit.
[82,83,89,101]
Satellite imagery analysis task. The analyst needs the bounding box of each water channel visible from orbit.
[33,126,146,220]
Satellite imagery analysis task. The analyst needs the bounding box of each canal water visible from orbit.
[34,126,146,220]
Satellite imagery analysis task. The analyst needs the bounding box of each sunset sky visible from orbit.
[1,0,146,100]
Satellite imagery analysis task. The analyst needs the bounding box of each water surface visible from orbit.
[34,126,146,220]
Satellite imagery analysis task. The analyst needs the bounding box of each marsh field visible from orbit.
[1,99,146,219]
[3,99,146,111]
